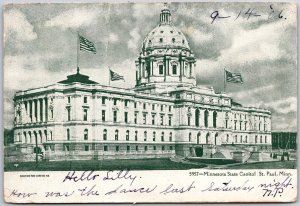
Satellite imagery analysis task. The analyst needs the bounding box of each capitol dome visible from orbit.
[135,4,197,93]
[142,24,190,51]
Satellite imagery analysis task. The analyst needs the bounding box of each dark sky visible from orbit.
[3,2,297,130]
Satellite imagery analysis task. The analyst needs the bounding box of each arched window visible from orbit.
[245,136,248,143]
[213,111,217,128]
[18,133,21,142]
[195,108,200,127]
[153,131,156,141]
[206,133,209,144]
[235,135,237,143]
[135,131,138,141]
[126,130,129,141]
[103,129,107,140]
[169,132,172,142]
[189,132,192,142]
[214,133,218,145]
[240,135,242,143]
[204,110,209,127]
[144,131,147,141]
[115,130,119,141]
[260,136,262,143]
[44,130,47,141]
[197,132,200,144]
[67,129,70,140]
[161,132,164,142]
[265,136,267,143]
[255,135,258,144]
[23,132,27,143]
[84,129,88,140]
[39,131,42,143]
[226,134,229,142]
[29,131,32,143]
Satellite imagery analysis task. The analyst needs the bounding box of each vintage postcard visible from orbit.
[3,1,297,203]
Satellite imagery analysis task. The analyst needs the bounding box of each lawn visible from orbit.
[4,158,207,171]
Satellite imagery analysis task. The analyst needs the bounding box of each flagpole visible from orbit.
[108,67,110,86]
[77,31,80,74]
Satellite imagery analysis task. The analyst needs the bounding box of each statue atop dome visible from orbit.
[135,3,197,94]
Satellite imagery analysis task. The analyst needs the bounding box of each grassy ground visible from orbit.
[223,160,297,169]
[4,158,207,171]
[4,159,296,171]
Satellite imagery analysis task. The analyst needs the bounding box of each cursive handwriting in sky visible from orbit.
[3,2,297,130]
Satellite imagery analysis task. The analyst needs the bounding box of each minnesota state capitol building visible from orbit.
[12,6,272,162]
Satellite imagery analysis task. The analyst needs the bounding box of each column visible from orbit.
[164,56,166,82]
[26,101,30,123]
[31,100,35,123]
[45,97,48,122]
[149,59,153,76]
[142,59,145,78]
[40,99,43,122]
[166,57,170,76]
[43,98,46,122]
[37,98,40,123]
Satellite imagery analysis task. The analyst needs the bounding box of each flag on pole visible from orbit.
[79,34,97,54]
[110,69,124,81]
[225,70,243,83]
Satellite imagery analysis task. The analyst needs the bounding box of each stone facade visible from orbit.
[12,6,272,161]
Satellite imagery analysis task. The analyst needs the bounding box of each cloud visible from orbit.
[4,9,37,42]
[265,97,297,114]
[182,26,213,43]
[108,33,119,43]
[44,8,99,29]
[127,27,141,51]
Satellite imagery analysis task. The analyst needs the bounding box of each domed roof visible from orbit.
[142,24,190,50]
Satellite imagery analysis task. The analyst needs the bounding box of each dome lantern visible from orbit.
[160,3,171,25]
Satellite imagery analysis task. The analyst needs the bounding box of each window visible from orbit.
[153,146,156,150]
[182,39,185,44]
[161,132,164,142]
[160,105,164,111]
[245,136,248,143]
[84,96,87,104]
[152,114,155,125]
[124,112,128,123]
[160,115,164,125]
[135,131,138,141]
[226,134,229,142]
[234,121,237,130]
[125,100,129,107]
[83,109,88,121]
[188,116,191,126]
[225,120,228,129]
[152,104,155,110]
[195,109,200,127]
[50,109,53,119]
[153,132,156,141]
[245,122,247,130]
[169,106,172,112]
[64,145,70,151]
[115,130,119,140]
[103,129,107,140]
[104,145,108,151]
[113,111,117,122]
[213,111,217,128]
[126,130,129,141]
[172,65,177,75]
[144,146,148,151]
[240,135,242,143]
[67,108,71,121]
[68,96,71,103]
[143,113,147,124]
[255,135,258,144]
[113,99,117,106]
[259,123,261,131]
[169,132,172,142]
[127,145,130,152]
[134,112,138,124]
[240,122,242,130]
[170,146,173,150]
[159,38,163,43]
[143,103,146,109]
[189,133,192,142]
[102,97,106,104]
[260,136,263,143]
[265,136,267,143]
[144,131,147,141]
[204,110,209,127]
[235,135,237,143]
[116,145,119,152]
[134,102,137,108]
[84,129,88,140]
[98,110,104,122]
[136,145,138,151]
[264,124,266,131]
[168,116,172,126]
[159,65,164,75]
[67,129,70,140]
[162,146,165,151]
[172,38,175,43]
[85,145,89,151]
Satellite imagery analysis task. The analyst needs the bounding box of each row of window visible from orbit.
[190,109,217,128]
[67,129,173,142]
[64,145,174,152]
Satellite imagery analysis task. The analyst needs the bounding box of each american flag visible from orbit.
[225,70,243,83]
[79,34,97,54]
[110,69,124,81]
